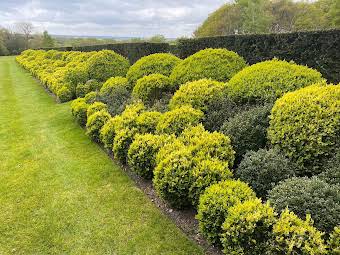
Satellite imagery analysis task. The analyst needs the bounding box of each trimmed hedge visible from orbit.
[174,29,340,83]
[196,180,256,245]
[46,42,170,63]
[170,48,247,87]
[127,53,181,85]
[268,84,340,174]
[268,177,340,233]
[86,110,111,142]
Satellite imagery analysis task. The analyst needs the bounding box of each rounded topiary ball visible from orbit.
[196,180,256,245]
[169,79,226,112]
[221,199,276,255]
[236,148,295,198]
[268,177,340,233]
[57,86,73,102]
[156,105,204,136]
[227,59,325,104]
[170,48,247,87]
[132,74,174,106]
[86,50,130,82]
[86,110,111,142]
[268,84,340,174]
[71,98,89,126]
[87,102,108,118]
[127,53,181,85]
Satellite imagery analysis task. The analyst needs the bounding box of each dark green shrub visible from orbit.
[170,48,247,87]
[269,177,340,233]
[220,104,272,163]
[189,158,233,207]
[228,59,325,104]
[169,79,225,111]
[71,98,89,126]
[196,180,256,245]
[268,84,340,174]
[86,110,111,142]
[236,148,295,198]
[318,151,340,186]
[87,102,108,118]
[153,148,195,209]
[86,50,130,82]
[76,79,102,98]
[127,53,181,85]
[57,86,73,102]
[156,105,204,136]
[269,209,327,254]
[328,226,340,255]
[127,134,172,179]
[221,199,276,255]
[99,76,131,116]
[132,74,174,106]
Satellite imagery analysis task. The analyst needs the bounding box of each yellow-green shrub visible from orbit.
[86,50,130,82]
[87,102,108,118]
[86,110,111,142]
[169,79,226,111]
[132,74,174,106]
[126,53,181,85]
[84,91,99,104]
[57,86,73,102]
[268,84,340,174]
[135,111,162,134]
[221,199,276,254]
[71,98,89,126]
[127,134,173,179]
[328,226,340,255]
[76,79,102,98]
[269,209,327,254]
[99,116,121,150]
[170,48,247,87]
[196,180,256,245]
[227,59,325,104]
[156,105,204,135]
[113,128,138,164]
[189,158,232,207]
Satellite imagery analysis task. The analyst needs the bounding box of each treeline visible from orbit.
[195,0,340,37]
[0,23,54,55]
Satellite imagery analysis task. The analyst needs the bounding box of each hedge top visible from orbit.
[227,59,325,104]
[127,53,182,85]
[170,48,247,87]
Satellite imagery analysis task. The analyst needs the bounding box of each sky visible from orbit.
[0,0,227,38]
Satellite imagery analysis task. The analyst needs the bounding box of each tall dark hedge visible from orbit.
[173,29,340,83]
[44,43,170,64]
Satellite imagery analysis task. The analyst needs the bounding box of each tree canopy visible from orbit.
[194,0,340,37]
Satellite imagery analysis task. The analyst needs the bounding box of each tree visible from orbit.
[15,22,33,49]
[148,35,167,43]
[42,30,55,47]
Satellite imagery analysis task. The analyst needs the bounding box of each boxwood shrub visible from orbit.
[84,91,99,104]
[227,59,325,104]
[170,48,247,87]
[113,128,138,164]
[221,199,276,255]
[135,111,162,134]
[196,180,256,246]
[86,110,111,142]
[236,148,296,198]
[269,209,327,254]
[220,104,272,163]
[99,116,120,150]
[189,158,232,207]
[268,177,340,233]
[268,84,340,174]
[76,79,102,98]
[132,74,174,106]
[328,226,340,255]
[169,79,226,112]
[71,98,89,126]
[127,134,174,179]
[57,86,73,102]
[156,105,204,136]
[99,76,131,116]
[126,53,181,85]
[87,102,108,118]
[86,50,130,82]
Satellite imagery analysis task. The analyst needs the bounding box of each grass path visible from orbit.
[0,56,203,255]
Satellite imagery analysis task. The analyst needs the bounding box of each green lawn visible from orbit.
[0,56,203,255]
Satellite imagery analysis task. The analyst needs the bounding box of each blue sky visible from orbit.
[0,0,227,37]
